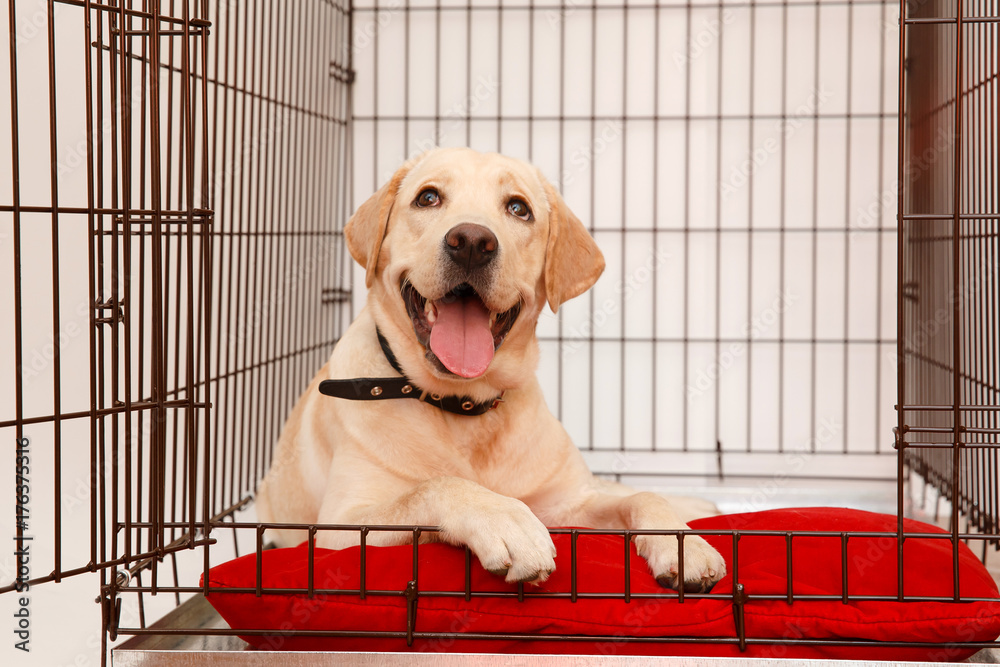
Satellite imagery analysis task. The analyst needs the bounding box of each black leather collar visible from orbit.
[317,329,505,416]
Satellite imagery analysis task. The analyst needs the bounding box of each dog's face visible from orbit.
[346,148,604,394]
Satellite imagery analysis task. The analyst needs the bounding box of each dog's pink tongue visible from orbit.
[429,297,495,378]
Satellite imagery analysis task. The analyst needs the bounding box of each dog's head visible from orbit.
[346,147,604,395]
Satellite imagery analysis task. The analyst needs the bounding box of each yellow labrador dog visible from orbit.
[256,147,726,592]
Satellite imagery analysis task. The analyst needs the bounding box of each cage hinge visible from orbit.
[330,61,355,84]
[321,287,352,305]
[715,440,724,481]
[732,582,749,652]
[94,297,124,326]
[404,579,418,647]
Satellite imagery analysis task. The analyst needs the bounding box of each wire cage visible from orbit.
[899,0,999,548]
[0,0,997,664]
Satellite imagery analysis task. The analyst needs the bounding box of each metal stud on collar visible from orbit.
[490,391,507,410]
[461,400,474,411]
[371,386,383,396]
[401,384,413,394]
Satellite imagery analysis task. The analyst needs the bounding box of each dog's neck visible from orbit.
[315,329,505,417]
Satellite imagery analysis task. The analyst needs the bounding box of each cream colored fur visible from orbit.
[256,148,726,590]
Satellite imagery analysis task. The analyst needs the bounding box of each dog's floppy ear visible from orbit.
[542,181,605,312]
[345,158,417,288]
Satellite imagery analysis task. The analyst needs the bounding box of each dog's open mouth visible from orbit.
[402,281,521,379]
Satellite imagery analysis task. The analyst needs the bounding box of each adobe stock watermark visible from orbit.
[416,610,477,652]
[542,0,592,30]
[13,0,67,47]
[558,119,625,189]
[734,417,841,514]
[719,87,834,200]
[57,75,149,179]
[605,415,841,479]
[673,8,738,71]
[212,107,293,196]
[251,567,354,651]
[229,235,341,345]
[561,247,672,359]
[60,410,158,514]
[886,259,998,371]
[18,298,93,383]
[13,436,32,653]
[594,596,671,655]
[391,74,500,175]
[850,126,954,245]
[880,9,902,35]
[687,288,797,399]
[348,0,404,59]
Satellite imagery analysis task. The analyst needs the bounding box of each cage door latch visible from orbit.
[404,580,418,646]
[732,582,749,652]
[98,585,122,642]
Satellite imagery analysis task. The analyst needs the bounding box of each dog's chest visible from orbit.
[439,425,553,498]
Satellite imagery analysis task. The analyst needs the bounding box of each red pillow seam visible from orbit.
[210,589,998,634]
[207,585,740,633]
[746,606,1000,627]
[415,600,736,632]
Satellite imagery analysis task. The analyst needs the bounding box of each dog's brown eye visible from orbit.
[415,188,441,207]
[507,198,532,221]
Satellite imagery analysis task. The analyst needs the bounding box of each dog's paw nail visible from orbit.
[657,573,714,593]
[487,566,510,577]
[684,579,710,594]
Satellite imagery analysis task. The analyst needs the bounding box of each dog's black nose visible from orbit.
[443,223,498,270]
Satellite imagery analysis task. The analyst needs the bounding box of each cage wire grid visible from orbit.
[0,0,355,645]
[0,0,996,662]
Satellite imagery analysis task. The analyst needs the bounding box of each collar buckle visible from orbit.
[318,328,506,417]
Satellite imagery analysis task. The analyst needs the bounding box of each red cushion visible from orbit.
[204,508,1000,659]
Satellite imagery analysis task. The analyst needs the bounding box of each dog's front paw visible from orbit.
[442,496,556,585]
[635,533,726,593]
